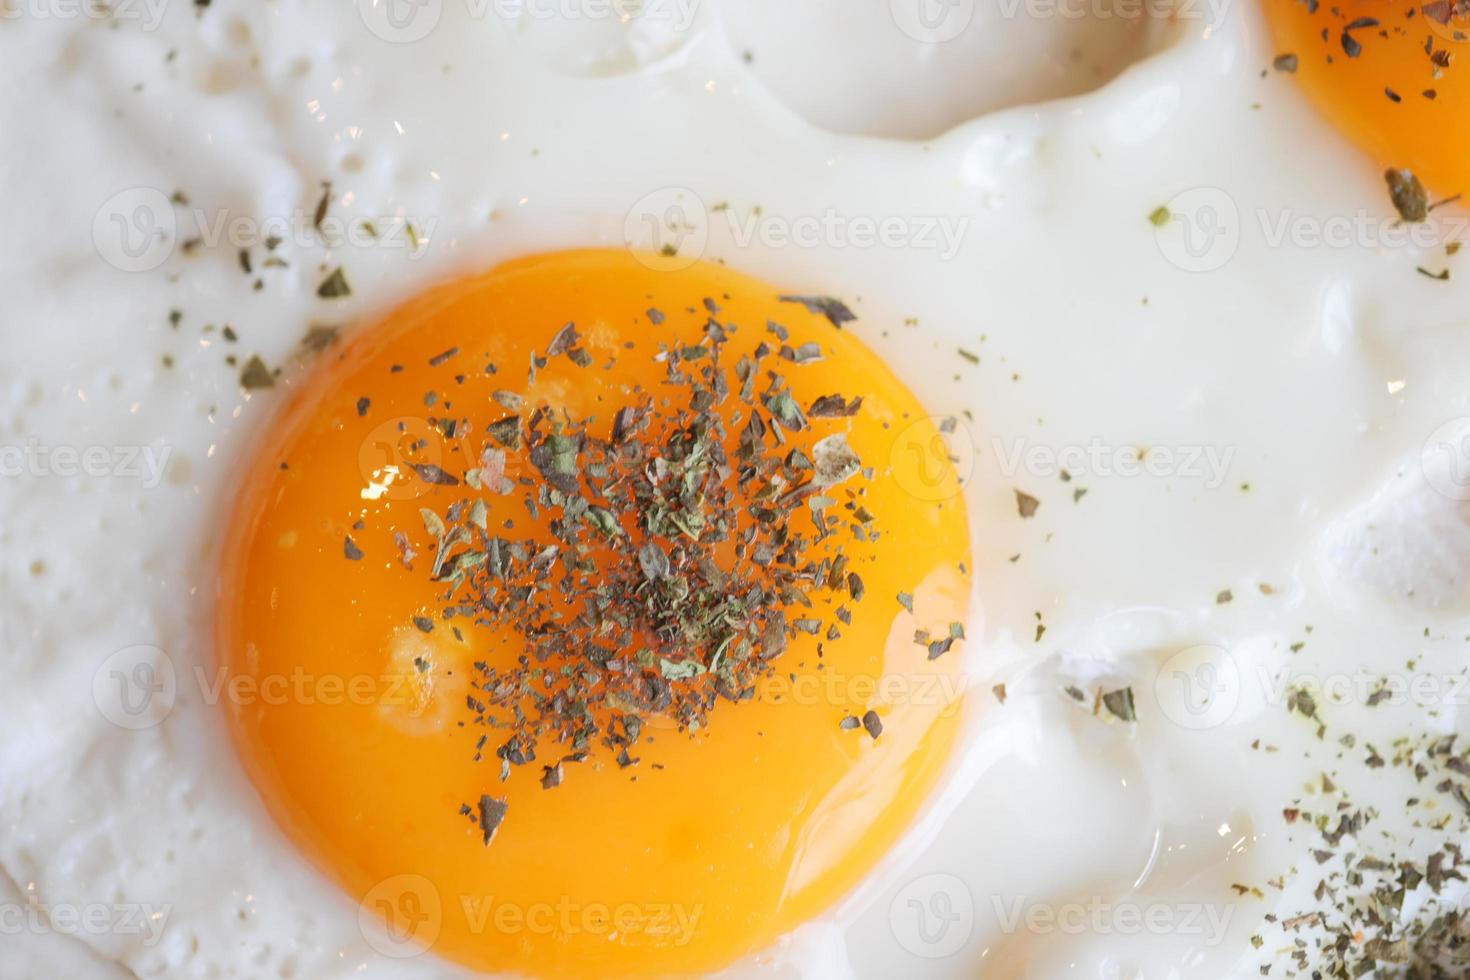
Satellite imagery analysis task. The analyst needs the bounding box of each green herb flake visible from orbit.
[861,710,883,740]
[1102,687,1137,723]
[316,267,352,299]
[1386,168,1429,223]
[777,294,856,328]
[476,795,508,846]
[240,356,275,390]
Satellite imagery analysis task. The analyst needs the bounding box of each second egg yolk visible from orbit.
[1264,0,1470,200]
[216,249,975,978]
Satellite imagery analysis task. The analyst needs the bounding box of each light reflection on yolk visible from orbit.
[216,249,975,978]
[1264,0,1470,198]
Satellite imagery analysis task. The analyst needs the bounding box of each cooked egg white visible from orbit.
[1,1,1468,978]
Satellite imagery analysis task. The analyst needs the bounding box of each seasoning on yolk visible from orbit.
[216,249,975,978]
[1263,0,1470,201]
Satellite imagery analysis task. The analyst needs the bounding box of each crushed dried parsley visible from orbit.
[1387,168,1431,223]
[397,307,941,812]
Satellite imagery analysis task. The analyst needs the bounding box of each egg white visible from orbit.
[1,1,1469,978]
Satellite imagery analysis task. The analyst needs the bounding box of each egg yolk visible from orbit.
[1263,0,1469,199]
[216,249,974,978]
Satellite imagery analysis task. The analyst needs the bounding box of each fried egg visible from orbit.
[219,250,973,978]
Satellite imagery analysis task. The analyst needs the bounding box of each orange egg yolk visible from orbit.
[216,249,974,978]
[1264,0,1469,199]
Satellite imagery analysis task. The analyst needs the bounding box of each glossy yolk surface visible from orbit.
[217,249,974,978]
[1264,0,1469,198]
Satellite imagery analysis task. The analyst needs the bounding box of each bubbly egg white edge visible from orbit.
[2,1,1469,978]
